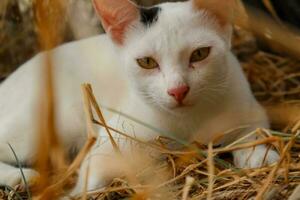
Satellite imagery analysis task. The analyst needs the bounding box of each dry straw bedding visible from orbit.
[1,1,300,200]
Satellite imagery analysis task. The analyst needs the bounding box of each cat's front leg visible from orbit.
[69,141,124,197]
[227,103,280,168]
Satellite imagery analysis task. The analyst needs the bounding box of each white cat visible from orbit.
[0,0,278,195]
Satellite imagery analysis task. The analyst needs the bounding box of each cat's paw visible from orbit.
[5,168,39,188]
[233,145,280,168]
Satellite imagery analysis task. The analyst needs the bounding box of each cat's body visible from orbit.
[0,35,127,185]
[0,0,279,196]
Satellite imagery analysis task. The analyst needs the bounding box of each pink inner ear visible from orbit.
[93,0,139,45]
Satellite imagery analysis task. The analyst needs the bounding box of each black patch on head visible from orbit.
[140,7,161,27]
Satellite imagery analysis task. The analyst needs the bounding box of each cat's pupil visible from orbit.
[197,50,202,57]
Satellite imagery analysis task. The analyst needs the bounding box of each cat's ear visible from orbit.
[193,0,235,47]
[193,0,235,26]
[93,0,139,45]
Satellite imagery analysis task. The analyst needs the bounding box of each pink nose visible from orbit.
[168,85,190,103]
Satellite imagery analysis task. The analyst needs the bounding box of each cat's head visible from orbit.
[93,0,234,115]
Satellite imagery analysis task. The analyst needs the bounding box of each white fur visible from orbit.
[0,0,278,196]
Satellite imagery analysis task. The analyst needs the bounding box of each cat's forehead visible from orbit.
[123,1,227,59]
[126,1,221,50]
[136,1,220,38]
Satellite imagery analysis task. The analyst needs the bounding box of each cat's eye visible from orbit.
[190,47,211,63]
[136,57,159,69]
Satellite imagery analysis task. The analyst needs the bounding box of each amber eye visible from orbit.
[136,57,159,69]
[190,47,211,63]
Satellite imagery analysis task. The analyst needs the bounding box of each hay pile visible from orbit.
[1,1,300,200]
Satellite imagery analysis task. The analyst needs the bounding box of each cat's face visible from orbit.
[93,0,233,114]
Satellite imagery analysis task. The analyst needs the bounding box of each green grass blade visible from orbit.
[8,143,31,200]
